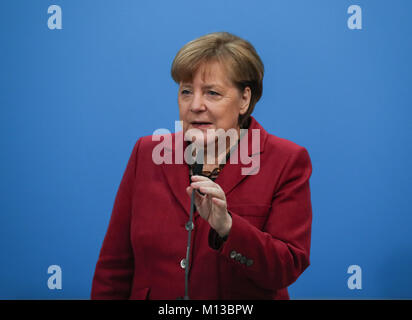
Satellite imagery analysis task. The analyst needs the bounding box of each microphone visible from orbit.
[192,159,205,196]
[192,161,203,176]
[183,150,203,300]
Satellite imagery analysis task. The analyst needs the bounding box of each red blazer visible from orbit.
[91,116,313,300]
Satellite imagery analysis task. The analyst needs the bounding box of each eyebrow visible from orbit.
[180,83,224,89]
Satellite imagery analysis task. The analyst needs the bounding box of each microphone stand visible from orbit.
[183,155,203,300]
[183,189,196,300]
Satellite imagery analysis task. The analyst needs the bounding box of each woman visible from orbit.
[91,32,313,300]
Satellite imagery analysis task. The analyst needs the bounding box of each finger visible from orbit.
[191,176,224,193]
[194,192,203,208]
[187,186,206,198]
[191,180,218,189]
[191,184,218,197]
[186,186,193,197]
[187,187,204,209]
[197,186,225,200]
[191,175,212,182]
[212,197,226,208]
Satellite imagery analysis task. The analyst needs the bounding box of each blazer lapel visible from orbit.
[215,116,267,196]
[160,130,192,217]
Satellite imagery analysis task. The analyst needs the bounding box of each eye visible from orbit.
[208,90,220,96]
[180,89,191,95]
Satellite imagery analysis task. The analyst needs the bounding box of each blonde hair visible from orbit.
[171,32,264,128]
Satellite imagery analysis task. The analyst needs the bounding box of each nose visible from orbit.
[190,91,207,112]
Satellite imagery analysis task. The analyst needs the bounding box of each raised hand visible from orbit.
[186,175,232,237]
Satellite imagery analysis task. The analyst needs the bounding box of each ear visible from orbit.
[239,86,251,115]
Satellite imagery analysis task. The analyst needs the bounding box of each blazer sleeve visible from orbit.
[211,146,313,291]
[91,138,141,299]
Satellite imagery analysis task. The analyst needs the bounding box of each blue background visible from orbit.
[1,0,411,299]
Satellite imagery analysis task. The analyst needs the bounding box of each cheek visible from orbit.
[177,104,189,131]
[178,101,188,117]
[218,104,240,127]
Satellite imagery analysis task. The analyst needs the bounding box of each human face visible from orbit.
[178,60,251,153]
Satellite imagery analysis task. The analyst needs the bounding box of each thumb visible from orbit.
[186,186,204,207]
[193,189,204,208]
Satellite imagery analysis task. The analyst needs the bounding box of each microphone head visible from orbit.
[193,162,203,176]
[192,150,205,194]
[193,148,204,176]
[187,144,204,176]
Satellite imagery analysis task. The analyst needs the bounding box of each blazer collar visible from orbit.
[160,116,268,217]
